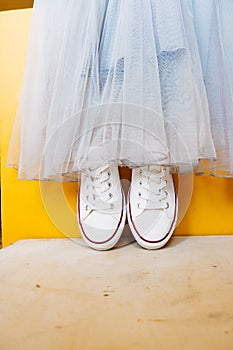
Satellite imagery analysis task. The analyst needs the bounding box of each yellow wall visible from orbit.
[1,9,233,248]
[0,9,73,247]
[0,0,33,11]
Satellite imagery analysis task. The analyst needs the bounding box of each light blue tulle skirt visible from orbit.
[190,0,233,176]
[6,0,233,180]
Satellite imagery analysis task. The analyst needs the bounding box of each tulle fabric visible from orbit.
[189,0,233,177]
[7,0,219,181]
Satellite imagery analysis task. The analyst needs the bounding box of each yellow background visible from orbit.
[0,0,33,11]
[1,9,233,247]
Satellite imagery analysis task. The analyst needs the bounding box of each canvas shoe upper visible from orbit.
[77,163,126,250]
[127,165,177,249]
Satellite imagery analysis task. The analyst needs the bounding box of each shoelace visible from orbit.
[137,166,169,210]
[84,163,114,211]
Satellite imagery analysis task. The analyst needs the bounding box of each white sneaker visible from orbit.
[77,163,126,250]
[127,165,177,249]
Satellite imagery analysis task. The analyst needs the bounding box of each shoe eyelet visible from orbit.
[111,203,114,209]
[137,203,140,208]
[85,204,89,211]
[107,171,111,176]
[108,182,112,187]
[139,181,142,185]
[109,193,113,198]
[165,202,169,209]
[138,192,142,197]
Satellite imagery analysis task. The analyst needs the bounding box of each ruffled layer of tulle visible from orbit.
[6,0,233,180]
[190,0,233,177]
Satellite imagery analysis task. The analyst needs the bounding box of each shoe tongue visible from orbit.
[89,162,110,172]
[89,164,101,171]
[147,165,162,172]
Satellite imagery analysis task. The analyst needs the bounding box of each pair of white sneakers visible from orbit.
[77,163,178,250]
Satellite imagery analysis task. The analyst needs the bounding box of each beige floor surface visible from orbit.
[0,236,233,350]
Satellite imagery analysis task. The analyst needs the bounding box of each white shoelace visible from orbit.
[84,164,115,211]
[137,166,169,210]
